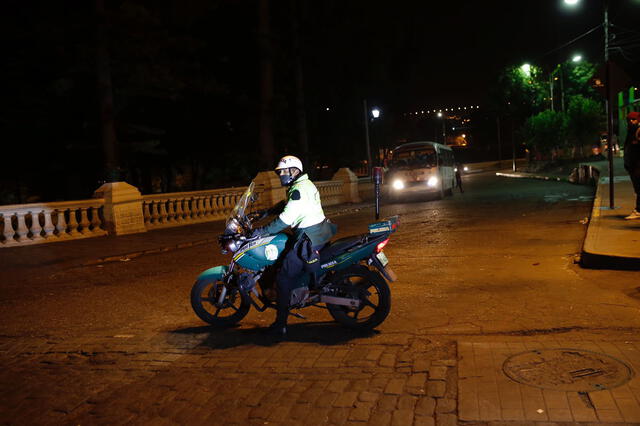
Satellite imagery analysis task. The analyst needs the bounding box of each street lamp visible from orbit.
[572,54,582,62]
[436,112,446,143]
[363,100,381,174]
[520,63,531,77]
[560,0,615,207]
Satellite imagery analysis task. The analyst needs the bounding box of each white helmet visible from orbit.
[275,155,303,173]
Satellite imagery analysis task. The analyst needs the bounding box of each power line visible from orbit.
[535,23,603,61]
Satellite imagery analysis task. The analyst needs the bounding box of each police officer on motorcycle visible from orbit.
[252,155,337,335]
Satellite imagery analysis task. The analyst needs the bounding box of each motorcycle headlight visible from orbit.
[392,179,405,190]
[427,176,438,187]
[225,218,242,234]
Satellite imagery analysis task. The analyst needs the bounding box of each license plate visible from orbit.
[376,251,389,267]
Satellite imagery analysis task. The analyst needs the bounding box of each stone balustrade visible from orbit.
[0,167,363,248]
[316,180,344,206]
[0,199,107,247]
[142,187,266,230]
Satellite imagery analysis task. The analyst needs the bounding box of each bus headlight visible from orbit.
[392,179,405,190]
[427,176,438,187]
[463,166,469,172]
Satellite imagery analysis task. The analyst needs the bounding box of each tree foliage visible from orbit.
[522,110,567,157]
[566,94,603,157]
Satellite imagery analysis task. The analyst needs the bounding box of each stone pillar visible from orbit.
[332,168,361,203]
[94,182,147,235]
[253,171,286,208]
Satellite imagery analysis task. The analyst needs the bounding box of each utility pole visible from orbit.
[604,0,615,208]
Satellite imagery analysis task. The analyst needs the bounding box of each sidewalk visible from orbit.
[581,158,640,269]
[498,157,640,270]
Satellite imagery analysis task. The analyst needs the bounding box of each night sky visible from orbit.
[1,0,638,201]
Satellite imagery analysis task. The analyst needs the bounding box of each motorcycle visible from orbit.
[190,181,399,330]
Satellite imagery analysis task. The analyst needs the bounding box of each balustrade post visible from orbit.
[158,200,168,224]
[183,198,192,221]
[93,182,146,235]
[89,206,104,234]
[143,202,151,224]
[55,209,69,238]
[79,208,91,234]
[15,213,30,242]
[253,171,286,208]
[174,199,184,222]
[332,168,361,203]
[67,209,81,236]
[166,199,175,222]
[43,210,56,238]
[150,202,160,224]
[2,214,16,245]
[29,211,44,241]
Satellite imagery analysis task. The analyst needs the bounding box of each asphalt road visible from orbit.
[2,172,639,424]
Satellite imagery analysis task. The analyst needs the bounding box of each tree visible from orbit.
[491,64,547,121]
[566,95,604,158]
[522,110,567,159]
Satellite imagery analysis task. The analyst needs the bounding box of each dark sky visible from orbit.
[300,0,638,113]
[1,0,638,197]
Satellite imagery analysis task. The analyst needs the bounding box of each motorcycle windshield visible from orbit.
[227,182,255,227]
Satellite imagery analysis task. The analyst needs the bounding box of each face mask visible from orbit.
[279,174,294,186]
[277,168,297,186]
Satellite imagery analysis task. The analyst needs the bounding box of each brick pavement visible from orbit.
[0,326,458,425]
[458,338,640,424]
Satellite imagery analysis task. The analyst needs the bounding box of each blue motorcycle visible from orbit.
[190,182,399,330]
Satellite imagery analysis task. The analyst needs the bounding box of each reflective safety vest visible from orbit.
[279,174,326,229]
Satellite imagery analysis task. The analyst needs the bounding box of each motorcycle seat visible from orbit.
[319,235,365,263]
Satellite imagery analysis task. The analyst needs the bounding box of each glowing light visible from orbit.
[437,112,443,118]
[372,108,381,118]
[572,54,582,62]
[564,0,579,5]
[392,180,405,190]
[427,176,438,187]
[521,63,531,76]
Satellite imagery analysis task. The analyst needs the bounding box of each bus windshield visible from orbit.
[390,147,436,169]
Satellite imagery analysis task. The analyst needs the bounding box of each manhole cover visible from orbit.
[503,348,634,392]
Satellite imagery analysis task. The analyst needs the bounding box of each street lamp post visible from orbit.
[564,0,615,208]
[363,99,373,175]
[437,111,446,143]
[603,1,615,209]
[363,100,381,175]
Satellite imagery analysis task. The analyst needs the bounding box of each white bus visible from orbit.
[386,141,455,199]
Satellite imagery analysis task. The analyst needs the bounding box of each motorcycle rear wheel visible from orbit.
[327,265,391,330]
[190,278,250,327]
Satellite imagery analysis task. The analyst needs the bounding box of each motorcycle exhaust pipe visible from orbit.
[320,295,360,309]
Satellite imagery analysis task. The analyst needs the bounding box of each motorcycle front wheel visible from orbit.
[327,265,391,330]
[190,278,250,327]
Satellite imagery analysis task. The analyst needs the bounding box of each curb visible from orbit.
[81,203,377,267]
[495,172,566,182]
[580,173,640,270]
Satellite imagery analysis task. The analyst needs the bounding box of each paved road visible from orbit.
[2,172,639,425]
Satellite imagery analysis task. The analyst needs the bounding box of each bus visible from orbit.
[386,141,455,199]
